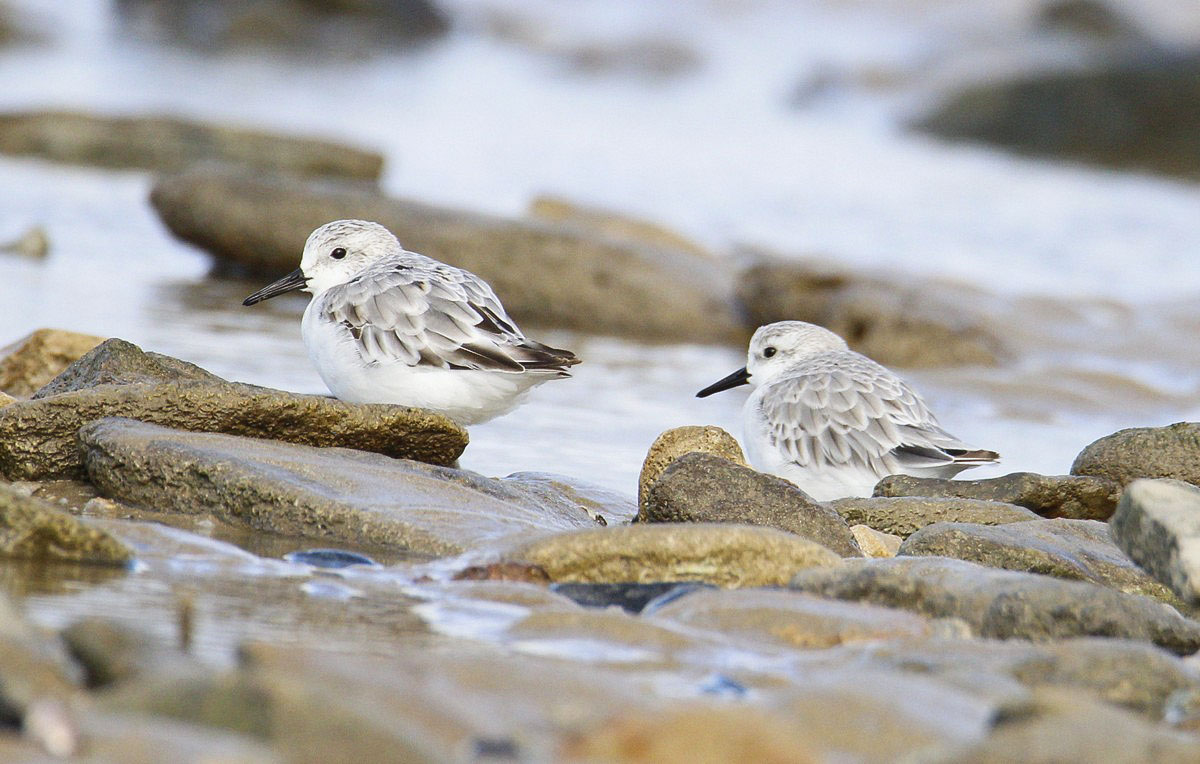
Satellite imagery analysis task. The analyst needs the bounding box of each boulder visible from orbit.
[789,556,1200,653]
[528,196,714,259]
[0,483,131,565]
[637,425,747,516]
[508,523,842,588]
[830,496,1039,538]
[0,328,106,398]
[1072,422,1200,487]
[0,111,384,180]
[1109,479,1200,604]
[150,168,742,343]
[641,452,861,556]
[876,472,1124,520]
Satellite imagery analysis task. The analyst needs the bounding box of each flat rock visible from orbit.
[831,496,1039,538]
[637,425,747,516]
[0,110,383,180]
[876,472,1124,520]
[1072,422,1200,487]
[899,519,1185,608]
[150,168,741,343]
[1110,479,1200,604]
[32,337,222,398]
[0,482,131,565]
[509,523,842,588]
[788,556,1200,654]
[642,452,861,556]
[0,328,105,398]
[80,418,600,554]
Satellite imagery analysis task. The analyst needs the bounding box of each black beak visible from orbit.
[696,366,751,398]
[243,268,308,306]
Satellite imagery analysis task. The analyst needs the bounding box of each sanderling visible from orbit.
[696,320,998,500]
[243,219,579,425]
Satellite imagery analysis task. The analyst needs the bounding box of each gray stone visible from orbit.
[788,556,1200,653]
[831,495,1039,538]
[899,519,1185,608]
[150,168,741,343]
[0,110,383,180]
[0,328,105,398]
[33,337,222,398]
[637,425,747,517]
[1072,422,1200,487]
[641,452,861,556]
[0,482,131,565]
[1110,478,1200,604]
[876,472,1124,520]
[79,418,599,554]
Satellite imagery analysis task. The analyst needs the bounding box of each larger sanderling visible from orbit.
[696,320,998,500]
[243,219,579,424]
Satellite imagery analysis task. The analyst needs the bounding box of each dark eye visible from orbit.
[330,247,347,260]
[763,347,777,358]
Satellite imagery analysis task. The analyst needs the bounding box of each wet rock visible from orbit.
[851,524,902,557]
[61,618,183,688]
[452,562,551,584]
[0,483,132,565]
[0,328,106,398]
[1110,479,1200,604]
[0,225,49,259]
[641,453,861,557]
[0,392,13,408]
[735,257,1004,367]
[115,0,448,52]
[830,496,1039,538]
[914,53,1200,181]
[0,590,79,723]
[876,471,1124,520]
[1071,422,1200,487]
[32,337,222,398]
[76,710,281,764]
[649,588,937,649]
[502,472,637,527]
[150,168,741,343]
[0,110,384,180]
[899,519,1184,607]
[509,523,842,588]
[550,582,709,614]
[80,418,596,554]
[637,425,747,517]
[281,548,379,569]
[0,379,466,480]
[788,556,1200,653]
[528,196,713,259]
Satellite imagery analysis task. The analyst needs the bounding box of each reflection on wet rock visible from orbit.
[876,471,1124,520]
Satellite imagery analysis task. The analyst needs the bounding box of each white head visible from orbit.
[696,320,848,397]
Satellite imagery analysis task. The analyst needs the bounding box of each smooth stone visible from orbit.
[876,472,1124,520]
[80,418,600,554]
[0,110,383,180]
[150,168,741,344]
[282,549,379,569]
[641,452,861,557]
[1110,479,1200,604]
[0,482,131,565]
[1072,422,1200,487]
[831,496,1039,538]
[899,518,1186,608]
[648,587,937,649]
[851,524,902,557]
[550,582,712,614]
[788,556,1200,654]
[509,523,842,588]
[0,328,105,398]
[32,337,222,398]
[528,195,714,259]
[637,425,748,517]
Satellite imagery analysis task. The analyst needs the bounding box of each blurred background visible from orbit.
[1,0,1199,493]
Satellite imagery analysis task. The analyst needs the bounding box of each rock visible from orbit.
[0,482,132,565]
[69,708,281,763]
[79,418,597,554]
[875,472,1124,520]
[528,196,713,259]
[648,588,937,649]
[0,110,384,180]
[1035,0,1145,41]
[641,453,861,556]
[281,548,379,569]
[502,471,637,527]
[550,582,709,614]
[899,519,1185,607]
[32,337,222,398]
[452,562,551,584]
[114,0,448,52]
[735,257,1004,367]
[0,589,80,723]
[1072,422,1200,487]
[0,225,49,259]
[851,524,902,557]
[830,496,1040,538]
[0,328,106,398]
[509,523,842,588]
[0,378,466,480]
[0,391,13,408]
[1110,479,1200,604]
[788,556,1200,653]
[637,425,747,516]
[61,618,182,688]
[150,168,741,343]
[914,53,1200,181]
